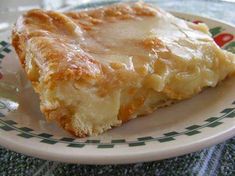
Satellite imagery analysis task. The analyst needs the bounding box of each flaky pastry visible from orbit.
[12,2,235,137]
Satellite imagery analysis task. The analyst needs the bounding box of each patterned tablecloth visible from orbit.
[0,0,235,175]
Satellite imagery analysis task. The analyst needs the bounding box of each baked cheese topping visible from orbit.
[12,2,235,137]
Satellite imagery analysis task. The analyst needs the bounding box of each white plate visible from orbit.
[0,2,235,164]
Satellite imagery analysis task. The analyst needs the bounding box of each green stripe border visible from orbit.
[0,20,235,148]
[0,99,234,148]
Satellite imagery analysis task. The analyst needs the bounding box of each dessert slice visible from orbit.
[12,2,235,137]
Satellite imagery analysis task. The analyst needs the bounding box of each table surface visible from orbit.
[0,0,235,176]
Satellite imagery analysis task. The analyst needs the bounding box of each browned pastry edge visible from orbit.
[11,2,235,137]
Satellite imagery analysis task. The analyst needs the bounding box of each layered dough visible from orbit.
[12,2,235,137]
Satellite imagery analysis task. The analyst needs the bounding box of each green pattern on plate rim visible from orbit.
[0,22,235,148]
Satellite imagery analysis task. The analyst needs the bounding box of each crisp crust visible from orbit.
[11,3,156,82]
[12,2,235,137]
[12,3,159,137]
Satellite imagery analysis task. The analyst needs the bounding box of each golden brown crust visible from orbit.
[11,4,161,137]
[12,2,159,94]
[42,107,87,137]
[12,2,235,137]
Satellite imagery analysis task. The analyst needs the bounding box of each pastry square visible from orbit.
[12,2,235,137]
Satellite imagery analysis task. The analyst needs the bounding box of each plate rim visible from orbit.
[0,10,235,164]
[0,121,234,164]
